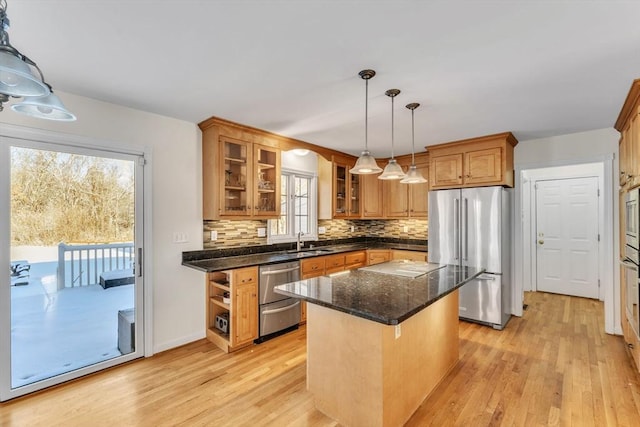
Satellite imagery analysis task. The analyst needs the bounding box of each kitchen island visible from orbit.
[275,262,483,427]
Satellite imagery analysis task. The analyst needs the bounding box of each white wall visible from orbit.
[513,127,619,334]
[0,91,206,353]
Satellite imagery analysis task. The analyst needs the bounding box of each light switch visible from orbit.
[210,231,218,241]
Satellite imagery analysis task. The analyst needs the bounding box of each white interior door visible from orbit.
[535,177,599,298]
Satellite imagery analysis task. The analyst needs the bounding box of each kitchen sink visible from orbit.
[287,249,333,257]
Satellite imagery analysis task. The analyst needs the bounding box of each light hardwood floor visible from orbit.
[1,292,639,426]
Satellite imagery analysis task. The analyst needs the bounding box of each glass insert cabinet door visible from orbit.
[333,160,360,218]
[221,138,250,216]
[254,144,280,217]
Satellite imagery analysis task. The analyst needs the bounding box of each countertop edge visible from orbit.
[182,242,428,273]
[275,267,484,325]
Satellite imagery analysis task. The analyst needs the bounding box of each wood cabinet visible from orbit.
[616,79,640,190]
[392,250,427,262]
[301,257,326,279]
[361,173,384,218]
[333,155,361,218]
[367,249,390,265]
[300,250,366,278]
[201,118,281,220]
[206,266,258,353]
[324,253,346,274]
[427,132,518,189]
[383,153,429,218]
[615,79,640,373]
[344,251,366,269]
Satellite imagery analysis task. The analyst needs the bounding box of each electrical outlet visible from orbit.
[173,232,188,243]
[318,226,326,234]
[257,227,266,237]
[350,225,355,233]
[395,324,401,339]
[210,230,218,241]
[403,226,409,233]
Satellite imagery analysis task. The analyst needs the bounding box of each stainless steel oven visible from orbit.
[625,188,639,250]
[621,256,640,337]
[624,187,640,336]
[257,261,301,341]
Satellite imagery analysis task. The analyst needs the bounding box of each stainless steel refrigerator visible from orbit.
[428,186,511,329]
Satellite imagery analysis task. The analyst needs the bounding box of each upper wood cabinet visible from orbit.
[383,153,429,218]
[361,173,384,218]
[616,79,640,190]
[332,155,361,219]
[201,118,281,220]
[427,132,518,189]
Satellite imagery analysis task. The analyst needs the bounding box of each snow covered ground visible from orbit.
[10,259,134,389]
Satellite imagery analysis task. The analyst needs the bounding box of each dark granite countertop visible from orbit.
[182,239,428,273]
[274,263,484,325]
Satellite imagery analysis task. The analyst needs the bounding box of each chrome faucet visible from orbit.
[297,231,304,251]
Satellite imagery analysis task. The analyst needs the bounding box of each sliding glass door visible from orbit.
[0,136,145,400]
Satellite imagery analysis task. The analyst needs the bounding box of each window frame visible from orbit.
[267,168,318,244]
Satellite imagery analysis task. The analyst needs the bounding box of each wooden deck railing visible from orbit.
[57,242,134,289]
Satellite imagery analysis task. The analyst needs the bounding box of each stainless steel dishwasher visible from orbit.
[257,261,301,341]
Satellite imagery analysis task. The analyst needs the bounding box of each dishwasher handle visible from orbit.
[262,300,300,315]
[261,266,300,276]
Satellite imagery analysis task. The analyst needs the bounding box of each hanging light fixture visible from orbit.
[0,0,75,120]
[378,88,406,180]
[350,69,382,175]
[400,102,427,184]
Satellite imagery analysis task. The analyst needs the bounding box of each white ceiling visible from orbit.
[5,1,640,157]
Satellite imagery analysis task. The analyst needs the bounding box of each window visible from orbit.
[268,169,317,244]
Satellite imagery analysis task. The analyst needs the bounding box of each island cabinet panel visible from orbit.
[307,290,459,427]
[205,266,258,353]
[427,132,517,189]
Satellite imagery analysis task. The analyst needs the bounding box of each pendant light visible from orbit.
[0,0,75,120]
[400,103,428,184]
[350,69,382,175]
[378,88,406,180]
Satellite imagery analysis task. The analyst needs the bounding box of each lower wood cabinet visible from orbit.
[367,249,390,265]
[206,266,258,353]
[392,250,427,262]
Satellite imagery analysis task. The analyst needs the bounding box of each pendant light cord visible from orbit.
[365,77,369,152]
[391,95,395,159]
[411,108,415,165]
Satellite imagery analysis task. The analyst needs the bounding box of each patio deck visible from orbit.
[10,259,134,389]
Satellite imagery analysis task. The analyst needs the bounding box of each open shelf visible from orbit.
[211,296,230,310]
[225,157,246,164]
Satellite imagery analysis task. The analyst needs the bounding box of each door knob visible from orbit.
[538,240,544,245]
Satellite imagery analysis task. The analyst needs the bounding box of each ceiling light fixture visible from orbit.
[400,103,427,184]
[350,69,382,175]
[0,0,75,121]
[378,88,406,180]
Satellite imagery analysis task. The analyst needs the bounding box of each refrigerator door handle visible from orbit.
[454,198,459,260]
[463,198,468,261]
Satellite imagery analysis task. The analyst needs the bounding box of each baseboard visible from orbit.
[152,331,206,355]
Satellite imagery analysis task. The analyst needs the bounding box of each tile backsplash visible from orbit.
[203,218,427,249]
